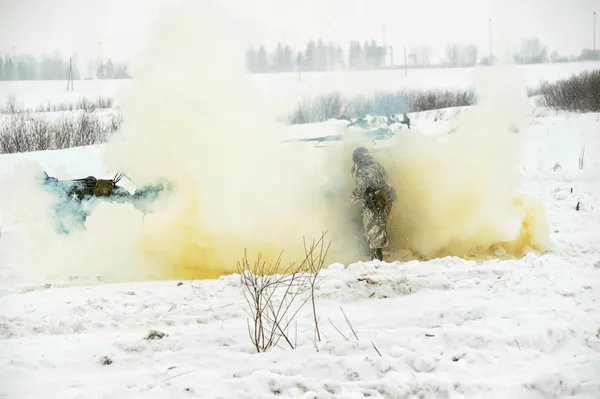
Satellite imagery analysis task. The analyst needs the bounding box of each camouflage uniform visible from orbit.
[349,147,396,261]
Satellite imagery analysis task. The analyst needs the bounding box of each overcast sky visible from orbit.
[0,0,597,66]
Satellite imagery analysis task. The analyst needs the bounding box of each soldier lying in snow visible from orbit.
[37,171,171,234]
[349,147,397,261]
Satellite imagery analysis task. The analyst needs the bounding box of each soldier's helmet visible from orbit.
[352,146,370,163]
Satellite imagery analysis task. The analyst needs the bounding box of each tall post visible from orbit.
[66,57,73,91]
[297,52,301,82]
[382,25,387,67]
[594,12,596,53]
[404,46,407,76]
[98,41,103,79]
[488,18,492,59]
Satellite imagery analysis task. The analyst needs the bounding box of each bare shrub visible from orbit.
[0,110,123,154]
[29,117,54,150]
[290,99,314,124]
[312,92,343,121]
[406,89,473,112]
[290,93,343,124]
[527,86,544,97]
[0,114,29,153]
[1,95,117,115]
[77,97,97,113]
[237,232,330,353]
[3,94,20,114]
[289,89,474,124]
[237,251,309,352]
[536,70,600,113]
[108,113,124,132]
[96,96,114,109]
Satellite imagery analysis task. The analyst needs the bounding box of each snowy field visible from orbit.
[1,72,599,399]
[1,61,599,114]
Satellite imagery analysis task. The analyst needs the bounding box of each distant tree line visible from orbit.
[3,37,598,81]
[443,43,479,67]
[509,37,599,65]
[347,40,387,70]
[0,51,130,81]
[245,43,294,73]
[246,37,600,74]
[0,51,80,81]
[245,39,388,73]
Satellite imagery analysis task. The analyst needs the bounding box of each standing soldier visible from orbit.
[349,147,397,261]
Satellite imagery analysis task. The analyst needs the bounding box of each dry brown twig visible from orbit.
[330,307,383,357]
[340,306,359,340]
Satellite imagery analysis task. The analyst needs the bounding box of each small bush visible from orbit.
[536,70,600,112]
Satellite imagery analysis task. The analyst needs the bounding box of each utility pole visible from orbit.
[488,18,492,59]
[297,52,302,82]
[98,41,103,79]
[382,25,387,67]
[594,12,596,53]
[66,57,74,91]
[404,46,407,76]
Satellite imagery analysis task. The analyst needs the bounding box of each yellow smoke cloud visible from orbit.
[99,2,552,279]
[10,2,551,283]
[99,2,339,280]
[343,66,553,262]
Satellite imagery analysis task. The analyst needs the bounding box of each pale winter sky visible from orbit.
[0,0,597,68]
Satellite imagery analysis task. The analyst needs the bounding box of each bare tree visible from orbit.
[410,45,432,67]
[444,43,478,67]
[445,44,461,67]
[514,37,548,64]
[462,44,478,66]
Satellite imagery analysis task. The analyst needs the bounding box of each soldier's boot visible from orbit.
[371,248,383,261]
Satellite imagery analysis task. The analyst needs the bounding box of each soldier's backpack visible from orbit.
[67,174,125,200]
[364,186,393,211]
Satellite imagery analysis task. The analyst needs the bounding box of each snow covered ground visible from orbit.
[0,99,599,398]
